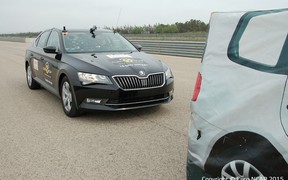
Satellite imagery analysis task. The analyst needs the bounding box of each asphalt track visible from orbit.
[0,41,201,180]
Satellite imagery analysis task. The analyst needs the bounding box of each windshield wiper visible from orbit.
[91,53,97,58]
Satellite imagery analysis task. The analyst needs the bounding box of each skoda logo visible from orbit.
[139,70,146,76]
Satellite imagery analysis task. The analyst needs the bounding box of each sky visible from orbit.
[0,0,287,34]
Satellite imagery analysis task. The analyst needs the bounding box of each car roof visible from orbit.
[58,28,112,32]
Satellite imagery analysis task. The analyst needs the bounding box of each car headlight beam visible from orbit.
[78,72,112,85]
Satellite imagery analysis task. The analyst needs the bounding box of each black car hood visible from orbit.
[67,52,166,76]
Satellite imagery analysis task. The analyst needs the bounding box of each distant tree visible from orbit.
[131,26,143,34]
[142,24,155,34]
[110,19,208,34]
[178,19,208,32]
[175,22,186,33]
[155,24,178,33]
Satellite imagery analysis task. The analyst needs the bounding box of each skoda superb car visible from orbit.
[25,27,174,117]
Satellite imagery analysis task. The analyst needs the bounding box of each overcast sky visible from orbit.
[0,0,287,34]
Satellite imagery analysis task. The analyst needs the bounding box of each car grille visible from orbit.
[113,73,165,90]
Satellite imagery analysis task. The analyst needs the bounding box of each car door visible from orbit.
[43,30,61,90]
[279,37,288,136]
[30,31,51,83]
[281,81,288,136]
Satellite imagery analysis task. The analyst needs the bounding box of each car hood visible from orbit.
[67,52,166,76]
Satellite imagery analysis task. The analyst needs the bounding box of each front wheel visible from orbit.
[26,64,40,89]
[60,77,81,117]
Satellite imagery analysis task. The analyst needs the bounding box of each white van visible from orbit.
[187,9,288,179]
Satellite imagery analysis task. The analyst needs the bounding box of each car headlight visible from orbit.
[78,72,112,85]
[165,68,173,79]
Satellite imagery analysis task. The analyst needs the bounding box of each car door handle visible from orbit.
[30,53,34,57]
[40,57,44,61]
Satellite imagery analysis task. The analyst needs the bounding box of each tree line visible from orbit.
[112,19,208,34]
[0,19,208,37]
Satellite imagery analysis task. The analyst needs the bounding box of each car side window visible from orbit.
[36,31,51,48]
[47,31,60,48]
[228,9,288,75]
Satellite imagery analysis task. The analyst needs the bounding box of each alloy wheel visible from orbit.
[221,160,265,179]
[27,65,32,86]
[62,81,72,112]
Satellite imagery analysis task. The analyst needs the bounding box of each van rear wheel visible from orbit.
[205,131,288,178]
[221,160,264,178]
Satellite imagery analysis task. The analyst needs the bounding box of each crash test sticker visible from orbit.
[106,54,132,59]
[33,59,38,71]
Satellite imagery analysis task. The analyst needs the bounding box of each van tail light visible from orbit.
[192,72,202,101]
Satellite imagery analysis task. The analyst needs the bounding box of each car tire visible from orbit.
[204,132,288,178]
[205,146,268,178]
[221,159,265,178]
[60,76,81,117]
[26,64,40,89]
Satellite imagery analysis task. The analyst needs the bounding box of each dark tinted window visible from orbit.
[36,31,50,48]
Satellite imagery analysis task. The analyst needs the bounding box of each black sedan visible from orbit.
[25,27,174,117]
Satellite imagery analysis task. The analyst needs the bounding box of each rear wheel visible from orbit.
[221,160,264,178]
[26,64,40,89]
[205,131,288,178]
[60,77,81,117]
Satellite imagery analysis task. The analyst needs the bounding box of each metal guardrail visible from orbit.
[0,37,205,58]
[130,40,205,58]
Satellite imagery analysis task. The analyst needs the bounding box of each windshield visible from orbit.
[63,31,138,53]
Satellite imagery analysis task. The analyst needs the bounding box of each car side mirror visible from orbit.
[43,46,59,54]
[134,44,143,51]
[43,46,62,60]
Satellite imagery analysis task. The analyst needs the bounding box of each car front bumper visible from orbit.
[73,79,174,111]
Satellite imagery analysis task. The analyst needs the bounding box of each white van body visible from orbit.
[187,9,288,179]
